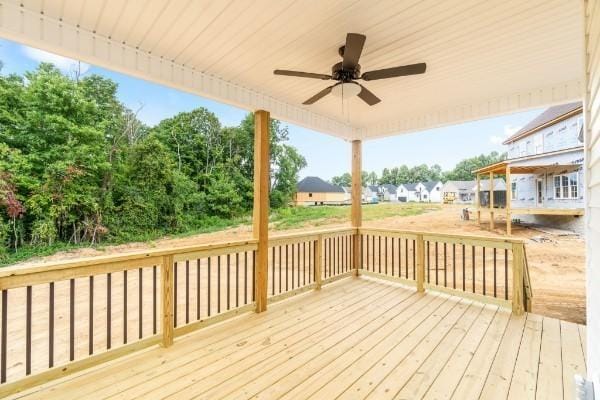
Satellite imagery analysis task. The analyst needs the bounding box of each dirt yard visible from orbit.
[12,204,586,324]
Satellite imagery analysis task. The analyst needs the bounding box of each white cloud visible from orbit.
[489,124,522,145]
[21,46,90,75]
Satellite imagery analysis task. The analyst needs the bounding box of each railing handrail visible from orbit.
[359,227,525,245]
[0,227,359,280]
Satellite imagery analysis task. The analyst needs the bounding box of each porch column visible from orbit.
[351,140,362,276]
[253,110,270,313]
[489,171,495,230]
[476,174,481,223]
[505,165,512,235]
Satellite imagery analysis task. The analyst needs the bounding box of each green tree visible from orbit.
[331,173,352,187]
[444,151,506,181]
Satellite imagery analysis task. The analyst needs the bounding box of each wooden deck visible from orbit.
[9,277,586,400]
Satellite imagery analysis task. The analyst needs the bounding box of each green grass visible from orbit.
[270,202,440,230]
[1,203,439,266]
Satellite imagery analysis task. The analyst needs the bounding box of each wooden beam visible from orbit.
[511,242,525,316]
[253,110,270,313]
[351,140,362,276]
[489,171,495,230]
[416,234,425,293]
[506,165,512,235]
[476,174,481,224]
[315,236,323,289]
[161,255,174,347]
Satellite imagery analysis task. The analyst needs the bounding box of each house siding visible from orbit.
[585,0,600,385]
[294,192,345,206]
[507,113,584,159]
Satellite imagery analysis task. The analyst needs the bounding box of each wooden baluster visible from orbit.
[207,257,211,316]
[196,259,201,320]
[70,279,75,360]
[493,248,497,298]
[153,266,157,334]
[186,260,190,322]
[236,253,240,308]
[226,254,230,311]
[504,249,509,300]
[217,256,221,313]
[90,276,95,353]
[452,244,456,289]
[138,269,142,339]
[49,282,54,368]
[1,290,7,383]
[26,286,32,375]
[482,247,486,296]
[472,246,476,293]
[107,273,112,349]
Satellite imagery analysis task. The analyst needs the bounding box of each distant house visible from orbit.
[476,101,584,234]
[293,176,345,206]
[379,184,398,201]
[422,181,443,203]
[404,183,420,202]
[363,186,379,203]
[442,180,476,204]
[396,184,409,202]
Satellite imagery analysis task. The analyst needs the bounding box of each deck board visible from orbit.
[9,277,586,400]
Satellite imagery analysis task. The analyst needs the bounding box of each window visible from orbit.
[519,142,527,157]
[554,173,578,199]
[534,134,543,154]
[511,182,517,200]
[308,193,313,198]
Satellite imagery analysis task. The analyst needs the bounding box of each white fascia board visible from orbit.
[0,1,353,139]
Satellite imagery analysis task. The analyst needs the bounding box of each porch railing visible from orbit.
[0,227,530,396]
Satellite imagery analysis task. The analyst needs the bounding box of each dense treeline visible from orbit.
[0,63,305,258]
[331,152,506,187]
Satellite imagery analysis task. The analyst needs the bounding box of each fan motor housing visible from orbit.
[331,62,361,81]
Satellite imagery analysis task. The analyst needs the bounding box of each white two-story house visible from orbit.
[476,101,584,234]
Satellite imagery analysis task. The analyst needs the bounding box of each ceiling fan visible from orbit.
[274,33,426,106]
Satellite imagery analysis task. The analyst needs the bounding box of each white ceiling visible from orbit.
[0,0,584,140]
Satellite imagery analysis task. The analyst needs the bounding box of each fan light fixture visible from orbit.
[273,33,426,106]
[331,82,361,99]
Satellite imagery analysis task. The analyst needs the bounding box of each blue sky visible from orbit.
[0,38,543,180]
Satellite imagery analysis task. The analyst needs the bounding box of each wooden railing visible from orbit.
[0,226,530,396]
[358,228,531,313]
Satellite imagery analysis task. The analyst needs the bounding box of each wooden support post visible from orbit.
[511,242,525,315]
[161,255,174,347]
[505,165,512,235]
[416,234,425,293]
[253,110,270,313]
[315,235,323,289]
[476,174,481,223]
[489,171,495,230]
[351,140,362,277]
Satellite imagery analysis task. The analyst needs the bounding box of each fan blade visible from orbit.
[303,86,334,105]
[357,84,381,106]
[361,63,426,81]
[342,33,366,69]
[274,70,331,80]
